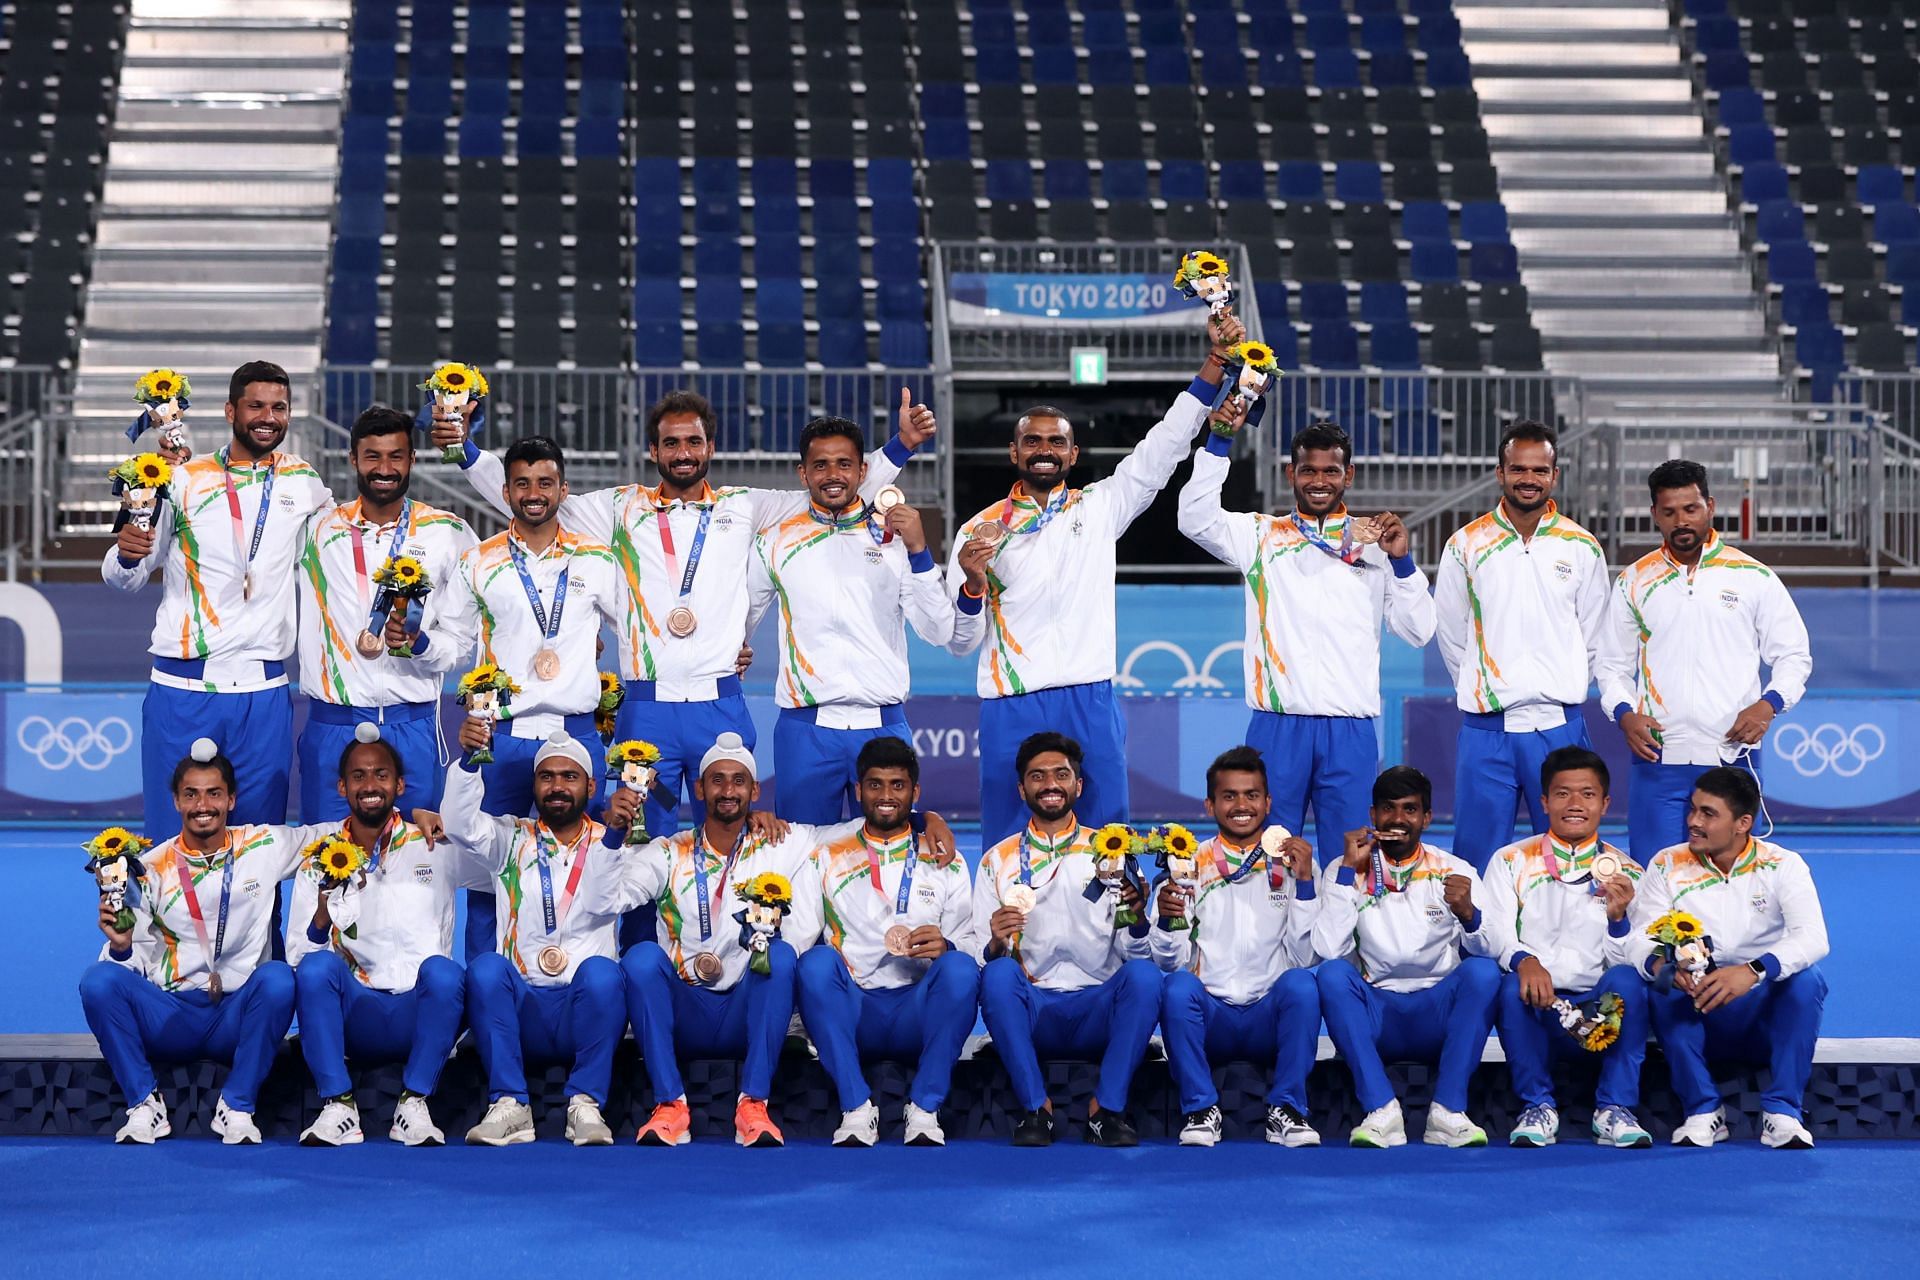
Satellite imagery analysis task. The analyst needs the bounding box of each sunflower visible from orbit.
[1669,913,1702,939]
[1163,823,1198,859]
[374,556,430,595]
[611,739,662,767]
[1231,341,1277,373]
[135,454,171,486]
[1093,823,1133,858]
[422,362,490,398]
[458,663,518,698]
[739,871,792,906]
[598,671,624,711]
[308,836,369,884]
[1583,1024,1620,1053]
[84,827,150,859]
[134,369,191,405]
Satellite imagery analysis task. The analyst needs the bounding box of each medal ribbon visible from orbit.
[508,536,569,649]
[219,449,278,590]
[1002,483,1070,537]
[862,828,918,916]
[352,814,402,874]
[1017,823,1073,887]
[1542,835,1605,896]
[691,823,750,942]
[1367,848,1420,898]
[655,504,714,624]
[534,826,591,935]
[1209,837,1267,886]
[1291,510,1365,565]
[175,839,234,982]
[349,500,414,633]
[808,502,891,546]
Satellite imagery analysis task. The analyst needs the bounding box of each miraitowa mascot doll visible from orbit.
[83,828,152,934]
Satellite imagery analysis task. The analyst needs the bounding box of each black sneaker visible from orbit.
[1085,1108,1139,1147]
[1010,1108,1055,1147]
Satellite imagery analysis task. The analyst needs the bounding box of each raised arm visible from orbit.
[1176,438,1260,572]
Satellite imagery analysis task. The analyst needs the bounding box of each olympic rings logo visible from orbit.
[14,715,135,771]
[1771,722,1886,779]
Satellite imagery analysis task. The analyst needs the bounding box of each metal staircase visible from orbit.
[1458,0,1787,423]
[62,0,349,534]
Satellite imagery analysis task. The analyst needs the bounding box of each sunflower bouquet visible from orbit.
[606,739,663,845]
[108,452,173,533]
[456,663,521,765]
[128,368,191,454]
[1217,339,1280,429]
[305,835,372,938]
[734,871,793,975]
[83,827,152,933]
[1173,249,1236,315]
[419,362,490,463]
[595,671,625,743]
[1089,823,1150,929]
[369,555,433,655]
[1155,822,1202,931]
[1553,991,1625,1053]
[1648,909,1714,982]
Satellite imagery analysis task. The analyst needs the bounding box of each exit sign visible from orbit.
[1070,346,1108,385]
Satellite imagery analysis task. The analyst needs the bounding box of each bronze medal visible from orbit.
[666,605,698,638]
[1592,851,1623,882]
[692,951,723,983]
[884,924,913,956]
[207,972,224,1004]
[537,944,569,977]
[1350,516,1382,546]
[873,485,906,515]
[533,647,561,681]
[970,520,1009,548]
[356,630,385,658]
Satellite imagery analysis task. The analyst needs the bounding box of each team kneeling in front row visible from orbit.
[80,721,1828,1151]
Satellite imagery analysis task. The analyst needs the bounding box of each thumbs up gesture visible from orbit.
[896,386,938,450]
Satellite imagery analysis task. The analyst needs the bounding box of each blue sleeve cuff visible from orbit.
[1334,866,1356,887]
[1294,877,1316,901]
[1757,952,1781,981]
[882,435,914,465]
[1510,950,1534,971]
[1762,690,1786,713]
[1203,431,1235,457]
[1187,375,1219,403]
[1467,908,1482,933]
[410,630,431,655]
[1607,916,1631,938]
[306,922,330,945]
[1389,553,1416,579]
[908,548,935,573]
[109,945,132,961]
[458,760,482,775]
[1611,702,1632,722]
[955,588,984,616]
[458,439,481,469]
[116,555,143,569]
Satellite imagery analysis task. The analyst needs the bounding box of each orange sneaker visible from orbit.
[636,1098,691,1146]
[734,1097,784,1148]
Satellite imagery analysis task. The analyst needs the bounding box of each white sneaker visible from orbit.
[299,1098,364,1147]
[832,1100,880,1148]
[1592,1105,1653,1149]
[1349,1099,1406,1148]
[903,1102,946,1147]
[566,1094,614,1146]
[1179,1104,1224,1147]
[1761,1112,1815,1149]
[1509,1104,1559,1148]
[1422,1103,1488,1148]
[389,1094,445,1146]
[114,1091,170,1145]
[1671,1108,1729,1148]
[465,1097,536,1146]
[210,1098,261,1145]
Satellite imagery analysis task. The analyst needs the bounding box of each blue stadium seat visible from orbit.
[1031,46,1077,85]
[1258,48,1307,89]
[1887,243,1920,288]
[1741,162,1790,204]
[1459,202,1510,244]
[758,323,807,368]
[870,197,918,239]
[872,237,922,282]
[1334,162,1384,203]
[1424,48,1473,90]
[1370,321,1421,370]
[1254,280,1290,323]
[1360,14,1408,54]
[1160,161,1210,201]
[1045,160,1093,200]
[1086,46,1136,86]
[813,239,862,285]
[921,118,971,160]
[1727,124,1777,167]
[754,234,803,278]
[1756,200,1806,243]
[919,83,966,120]
[1299,281,1350,325]
[1314,48,1363,90]
[753,195,801,237]
[1702,51,1750,92]
[1104,160,1150,201]
[1143,45,1192,85]
[1277,162,1326,202]
[1694,16,1741,54]
[1778,282,1830,329]
[698,322,745,365]
[1874,204,1920,245]
[1310,321,1361,369]
[1768,241,1818,285]
[1795,323,1844,370]
[1218,161,1268,203]
[634,322,684,366]
[1359,281,1410,326]
[1409,239,1460,283]
[878,280,926,321]
[1716,88,1765,128]
[879,320,931,366]
[694,236,741,277]
[974,46,1022,83]
[1305,14,1352,49]
[1416,14,1463,49]
[818,319,867,366]
[1859,166,1907,207]
[1369,50,1416,89]
[756,278,805,328]
[1401,201,1452,241]
[811,197,859,238]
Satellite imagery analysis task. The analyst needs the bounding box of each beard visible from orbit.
[355,471,411,504]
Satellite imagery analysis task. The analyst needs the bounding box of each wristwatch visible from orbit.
[1747,959,1768,980]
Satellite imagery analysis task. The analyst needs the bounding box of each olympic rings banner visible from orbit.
[1762,699,1920,821]
[0,690,143,820]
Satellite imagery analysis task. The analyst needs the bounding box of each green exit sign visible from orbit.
[1070,346,1108,385]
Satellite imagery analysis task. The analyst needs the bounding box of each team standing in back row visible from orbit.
[83,309,1828,1150]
